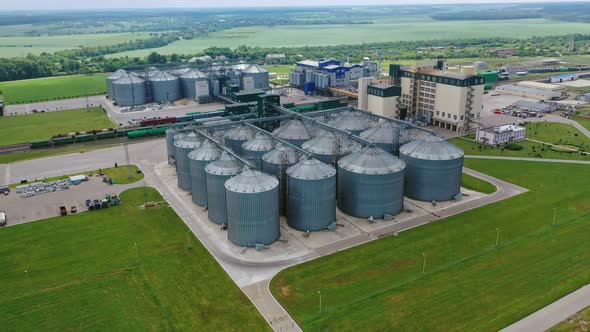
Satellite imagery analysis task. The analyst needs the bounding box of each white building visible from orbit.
[550,74,579,83]
[495,84,566,100]
[476,125,526,145]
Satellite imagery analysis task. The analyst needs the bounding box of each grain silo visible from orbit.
[399,134,464,201]
[301,130,361,165]
[149,71,181,102]
[112,74,147,106]
[337,147,406,218]
[188,140,221,207]
[242,64,270,90]
[286,158,337,231]
[329,111,372,135]
[261,143,299,215]
[106,69,126,99]
[360,121,399,155]
[174,132,202,191]
[272,119,313,147]
[180,69,208,98]
[205,152,241,225]
[224,124,254,156]
[168,67,191,77]
[165,127,180,165]
[225,168,280,247]
[242,132,275,168]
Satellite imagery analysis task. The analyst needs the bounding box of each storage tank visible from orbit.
[286,158,337,231]
[106,69,126,99]
[165,126,180,165]
[205,152,242,225]
[337,147,406,218]
[272,119,313,147]
[242,132,274,168]
[225,168,280,247]
[149,71,181,102]
[223,124,254,156]
[360,122,400,155]
[112,74,147,106]
[180,69,208,98]
[168,67,191,77]
[241,64,269,90]
[329,111,372,135]
[174,132,202,191]
[301,130,361,165]
[399,134,464,201]
[261,143,299,215]
[188,140,221,207]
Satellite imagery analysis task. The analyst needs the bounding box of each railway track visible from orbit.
[0,143,32,154]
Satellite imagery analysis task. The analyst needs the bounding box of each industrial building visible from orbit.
[495,84,566,100]
[476,125,526,145]
[164,98,467,249]
[550,73,578,83]
[288,58,379,92]
[516,81,565,91]
[511,100,555,113]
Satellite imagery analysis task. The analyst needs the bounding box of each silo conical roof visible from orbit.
[287,158,336,180]
[108,69,127,80]
[262,143,299,165]
[181,68,207,79]
[113,74,145,84]
[225,168,278,193]
[243,64,268,73]
[399,134,464,160]
[224,124,254,141]
[330,111,372,133]
[273,119,313,141]
[360,122,398,143]
[205,151,241,176]
[169,68,191,76]
[242,132,274,152]
[149,71,179,81]
[174,131,201,149]
[338,147,405,174]
[302,131,361,155]
[188,140,221,161]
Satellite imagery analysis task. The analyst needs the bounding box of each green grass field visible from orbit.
[449,137,590,160]
[0,74,108,105]
[0,32,154,58]
[264,65,293,76]
[573,115,590,132]
[461,173,496,194]
[9,165,144,188]
[525,122,590,150]
[0,107,115,146]
[271,160,590,330]
[106,18,590,58]
[0,187,269,330]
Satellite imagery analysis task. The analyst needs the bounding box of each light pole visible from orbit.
[187,229,192,249]
[318,290,322,314]
[134,242,139,265]
[421,253,427,273]
[495,228,501,247]
[552,208,557,226]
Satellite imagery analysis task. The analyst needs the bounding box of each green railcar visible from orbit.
[128,130,148,139]
[31,140,52,148]
[53,136,74,145]
[147,127,167,136]
[96,131,116,139]
[75,134,95,142]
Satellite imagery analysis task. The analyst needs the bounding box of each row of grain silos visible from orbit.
[165,117,464,249]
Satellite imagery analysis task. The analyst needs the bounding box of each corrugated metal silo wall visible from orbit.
[287,175,336,231]
[181,77,197,98]
[174,146,192,191]
[206,173,232,225]
[226,188,280,247]
[152,79,181,102]
[114,82,147,106]
[107,79,115,99]
[224,138,247,156]
[166,130,176,164]
[337,169,405,218]
[189,159,210,206]
[400,155,463,201]
[242,149,267,169]
[262,160,295,215]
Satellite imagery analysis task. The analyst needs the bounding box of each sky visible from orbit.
[1,0,586,11]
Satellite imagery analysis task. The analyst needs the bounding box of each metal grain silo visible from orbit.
[188,140,221,207]
[242,132,275,168]
[223,124,254,156]
[272,119,313,147]
[165,126,180,165]
[149,71,181,102]
[180,69,208,98]
[286,158,336,231]
[399,134,464,201]
[337,147,406,218]
[242,64,269,90]
[329,111,372,135]
[168,67,191,77]
[225,168,280,247]
[174,132,202,191]
[261,143,299,215]
[106,69,126,99]
[112,74,147,106]
[205,152,241,225]
[301,130,361,165]
[360,122,400,155]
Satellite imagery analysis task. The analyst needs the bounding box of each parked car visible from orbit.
[0,211,6,226]
[59,206,68,216]
[86,199,94,211]
[93,199,101,209]
[71,206,77,214]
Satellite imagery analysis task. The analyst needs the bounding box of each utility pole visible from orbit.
[421,253,427,273]
[495,228,501,247]
[124,142,132,180]
[318,290,322,314]
[552,208,557,226]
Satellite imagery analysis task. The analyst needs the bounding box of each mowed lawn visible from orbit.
[0,74,108,104]
[271,160,590,331]
[461,173,496,194]
[0,187,270,331]
[0,107,115,145]
[524,122,590,149]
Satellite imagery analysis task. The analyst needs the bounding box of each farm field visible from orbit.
[106,18,590,58]
[0,187,269,330]
[0,32,154,58]
[0,74,108,105]
[449,137,590,160]
[460,173,496,194]
[271,159,590,330]
[0,107,115,146]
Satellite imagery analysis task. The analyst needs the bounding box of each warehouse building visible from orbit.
[550,73,578,83]
[495,84,565,100]
[289,59,379,90]
[476,125,526,145]
[516,81,565,91]
[511,100,555,113]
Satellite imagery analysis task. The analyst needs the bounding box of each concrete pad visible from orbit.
[557,79,590,88]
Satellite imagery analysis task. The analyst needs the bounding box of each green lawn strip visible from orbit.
[0,107,115,146]
[550,305,590,332]
[523,122,590,151]
[271,160,590,330]
[0,74,108,105]
[0,187,270,331]
[573,115,590,132]
[461,173,496,194]
[449,137,590,160]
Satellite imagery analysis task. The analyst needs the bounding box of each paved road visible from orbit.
[501,285,590,332]
[4,96,105,115]
[465,155,590,164]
